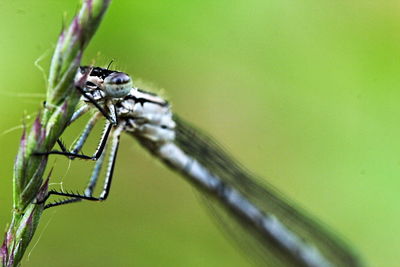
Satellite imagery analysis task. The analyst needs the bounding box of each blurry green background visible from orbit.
[1,0,399,266]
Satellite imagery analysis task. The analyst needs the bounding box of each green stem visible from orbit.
[1,1,111,266]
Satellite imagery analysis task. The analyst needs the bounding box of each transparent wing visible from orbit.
[132,114,362,266]
[195,190,282,267]
[172,115,362,267]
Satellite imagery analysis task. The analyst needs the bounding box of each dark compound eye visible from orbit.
[108,72,131,85]
[103,72,133,98]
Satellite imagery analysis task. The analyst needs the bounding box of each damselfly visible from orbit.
[38,66,362,267]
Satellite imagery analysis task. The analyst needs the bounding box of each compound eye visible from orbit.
[104,72,132,98]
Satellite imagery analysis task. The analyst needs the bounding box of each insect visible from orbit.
[38,66,362,267]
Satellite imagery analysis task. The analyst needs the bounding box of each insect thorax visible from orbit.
[119,88,176,143]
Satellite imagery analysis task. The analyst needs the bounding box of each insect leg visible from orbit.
[98,123,122,200]
[69,104,91,125]
[42,124,122,209]
[70,112,103,155]
[36,120,112,160]
[84,143,107,197]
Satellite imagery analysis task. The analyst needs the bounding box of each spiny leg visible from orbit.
[43,151,107,209]
[98,124,122,200]
[84,143,107,197]
[36,120,112,160]
[44,198,82,209]
[70,112,102,155]
[55,104,91,152]
[69,104,91,126]
[43,124,123,209]
[56,112,102,158]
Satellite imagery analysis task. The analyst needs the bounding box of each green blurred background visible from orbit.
[1,0,400,266]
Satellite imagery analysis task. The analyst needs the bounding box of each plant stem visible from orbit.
[1,1,111,266]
